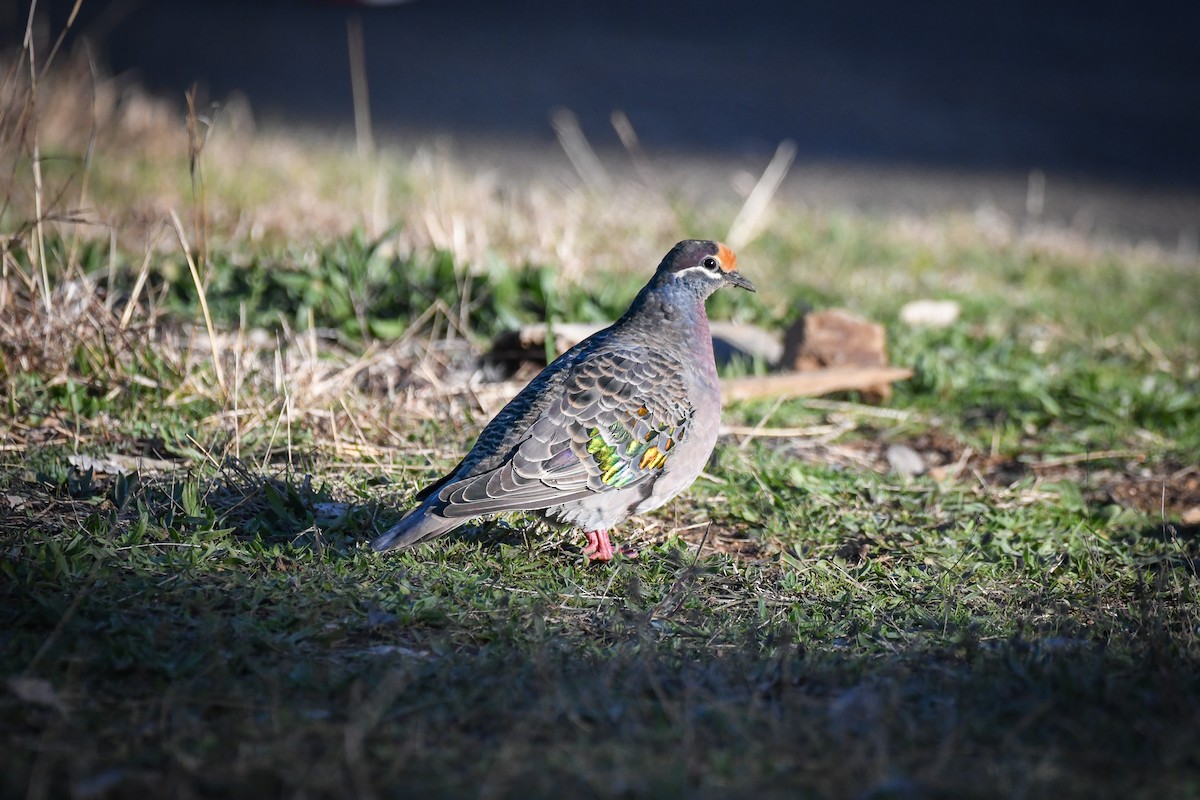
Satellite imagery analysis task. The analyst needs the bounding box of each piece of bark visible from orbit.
[781,309,892,399]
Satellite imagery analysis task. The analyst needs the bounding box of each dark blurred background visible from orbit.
[6,0,1200,244]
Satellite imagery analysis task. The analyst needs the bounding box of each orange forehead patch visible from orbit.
[715,242,738,272]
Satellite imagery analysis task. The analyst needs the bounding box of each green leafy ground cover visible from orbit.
[3,51,1200,800]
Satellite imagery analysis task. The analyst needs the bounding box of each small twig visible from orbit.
[691,521,713,567]
[796,397,917,421]
[736,394,788,450]
[186,433,223,471]
[1028,449,1142,469]
[722,422,852,440]
[720,367,913,403]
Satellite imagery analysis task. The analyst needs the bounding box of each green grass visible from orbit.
[5,224,1200,799]
[4,434,1199,798]
[4,56,1200,798]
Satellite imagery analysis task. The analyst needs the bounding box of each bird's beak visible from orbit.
[724,271,756,292]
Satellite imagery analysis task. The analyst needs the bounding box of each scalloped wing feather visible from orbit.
[431,344,693,519]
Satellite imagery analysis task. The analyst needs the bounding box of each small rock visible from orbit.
[780,309,893,401]
[886,444,926,477]
[1182,506,1200,525]
[313,502,351,524]
[367,608,399,626]
[709,321,783,366]
[782,309,888,371]
[7,677,67,715]
[899,299,960,328]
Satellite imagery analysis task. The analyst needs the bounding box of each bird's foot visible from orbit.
[583,529,615,562]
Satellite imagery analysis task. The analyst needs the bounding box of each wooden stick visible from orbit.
[720,367,913,403]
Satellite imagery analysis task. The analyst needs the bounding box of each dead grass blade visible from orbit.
[347,14,374,161]
[726,139,796,250]
[169,208,227,399]
[551,107,611,193]
[120,223,166,329]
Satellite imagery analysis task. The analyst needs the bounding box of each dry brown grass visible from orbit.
[6,37,1183,277]
[2,33,1196,466]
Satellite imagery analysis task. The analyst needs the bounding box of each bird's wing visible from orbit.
[433,345,694,518]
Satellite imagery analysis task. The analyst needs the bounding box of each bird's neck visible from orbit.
[622,282,711,332]
[618,286,717,383]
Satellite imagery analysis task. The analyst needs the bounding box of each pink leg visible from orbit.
[583,529,615,562]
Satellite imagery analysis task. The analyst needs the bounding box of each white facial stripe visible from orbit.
[674,264,722,280]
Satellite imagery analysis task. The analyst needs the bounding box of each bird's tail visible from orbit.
[370,504,461,553]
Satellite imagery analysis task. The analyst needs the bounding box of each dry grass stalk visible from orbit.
[346,14,374,162]
[8,39,1192,469]
[16,3,52,315]
[169,208,227,399]
[551,108,611,194]
[726,139,796,250]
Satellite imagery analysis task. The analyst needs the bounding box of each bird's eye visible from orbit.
[702,257,720,270]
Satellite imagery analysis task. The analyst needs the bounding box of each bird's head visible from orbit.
[657,239,755,298]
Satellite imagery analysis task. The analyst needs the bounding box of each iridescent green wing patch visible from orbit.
[584,408,689,488]
[586,424,641,488]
